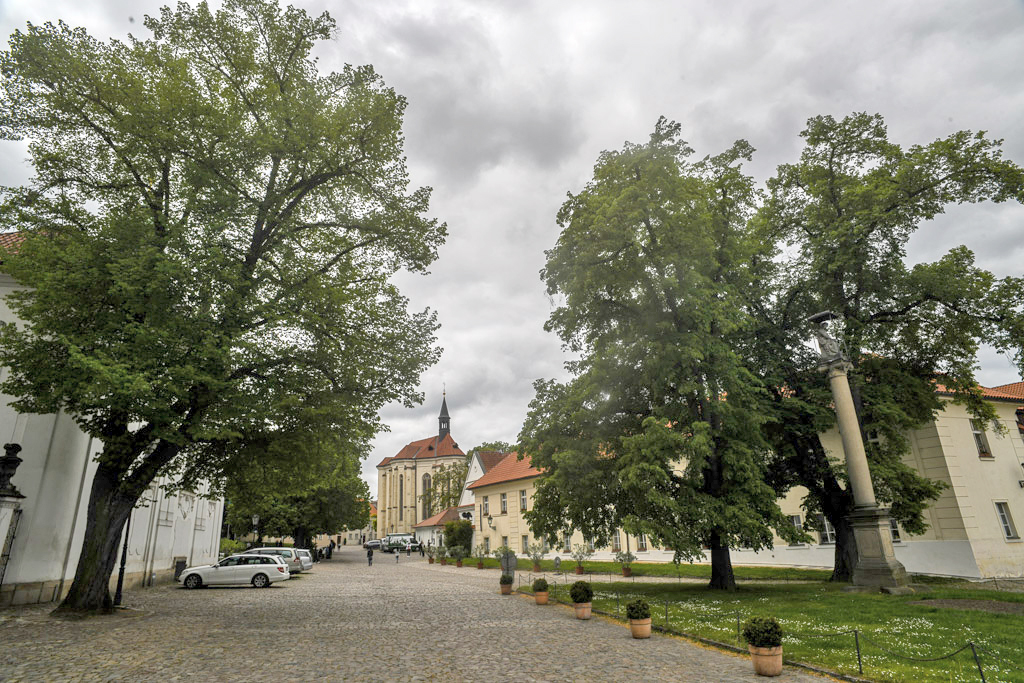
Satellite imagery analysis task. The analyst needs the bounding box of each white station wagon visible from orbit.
[177,553,290,589]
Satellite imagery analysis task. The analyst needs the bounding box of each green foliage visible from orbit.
[526,542,547,564]
[532,577,549,592]
[443,519,473,551]
[424,545,436,559]
[470,441,514,454]
[614,551,636,568]
[499,573,514,585]
[434,545,448,560]
[625,598,650,620]
[569,580,593,604]
[570,543,593,567]
[742,616,783,648]
[0,0,444,610]
[492,545,513,561]
[448,545,466,562]
[219,538,246,556]
[473,543,489,562]
[420,458,469,516]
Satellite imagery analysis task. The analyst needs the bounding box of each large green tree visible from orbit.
[419,457,469,516]
[750,113,1024,580]
[521,119,800,590]
[0,0,442,612]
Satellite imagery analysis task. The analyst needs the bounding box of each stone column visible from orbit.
[811,315,911,592]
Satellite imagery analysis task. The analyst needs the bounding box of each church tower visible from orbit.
[438,393,450,439]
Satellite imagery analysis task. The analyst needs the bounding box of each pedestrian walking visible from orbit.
[419,543,425,558]
[367,547,373,566]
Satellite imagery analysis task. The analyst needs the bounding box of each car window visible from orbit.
[219,557,240,567]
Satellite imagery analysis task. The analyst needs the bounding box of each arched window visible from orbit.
[399,475,404,521]
[422,474,432,518]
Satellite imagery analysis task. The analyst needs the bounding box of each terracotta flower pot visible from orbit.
[535,591,549,605]
[622,567,632,577]
[456,560,463,567]
[500,583,512,595]
[532,563,542,573]
[574,602,592,620]
[629,617,651,639]
[428,558,434,564]
[477,561,484,569]
[748,645,783,677]
[439,558,447,565]
[574,566,584,575]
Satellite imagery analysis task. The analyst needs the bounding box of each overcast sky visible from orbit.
[2,0,1023,498]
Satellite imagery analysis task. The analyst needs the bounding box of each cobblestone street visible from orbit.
[0,546,829,682]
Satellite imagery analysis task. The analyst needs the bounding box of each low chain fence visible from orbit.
[510,573,1023,683]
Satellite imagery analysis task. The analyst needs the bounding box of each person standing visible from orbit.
[367,547,373,566]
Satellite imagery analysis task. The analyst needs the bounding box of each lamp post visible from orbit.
[809,312,911,593]
[113,514,131,606]
[252,514,259,544]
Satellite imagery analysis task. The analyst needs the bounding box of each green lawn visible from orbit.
[473,557,835,581]
[525,580,1024,683]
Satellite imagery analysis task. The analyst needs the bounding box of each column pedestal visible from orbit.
[848,506,912,593]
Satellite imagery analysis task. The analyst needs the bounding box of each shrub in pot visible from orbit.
[436,546,448,565]
[742,616,783,677]
[526,542,547,572]
[499,572,514,595]
[532,577,549,605]
[449,545,467,567]
[473,543,488,569]
[570,544,593,575]
[569,580,593,620]
[625,598,651,639]
[614,550,636,577]
[425,546,436,564]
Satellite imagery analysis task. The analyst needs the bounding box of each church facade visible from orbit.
[375,397,467,537]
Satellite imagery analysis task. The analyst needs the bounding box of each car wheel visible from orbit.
[183,573,202,589]
[252,573,270,588]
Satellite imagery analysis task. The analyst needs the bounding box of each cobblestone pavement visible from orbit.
[0,546,831,682]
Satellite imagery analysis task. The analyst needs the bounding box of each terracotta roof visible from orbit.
[467,452,541,490]
[368,501,377,516]
[413,506,460,529]
[475,451,507,473]
[376,433,465,468]
[0,232,23,261]
[987,382,1024,401]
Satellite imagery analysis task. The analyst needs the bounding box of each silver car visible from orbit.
[244,547,304,574]
[177,554,289,589]
[295,549,314,571]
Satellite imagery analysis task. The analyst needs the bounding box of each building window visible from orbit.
[500,493,507,514]
[816,514,835,544]
[502,535,509,548]
[889,518,901,543]
[995,502,1019,540]
[587,538,595,552]
[520,489,528,511]
[612,531,621,552]
[788,515,803,545]
[422,474,432,519]
[541,536,549,552]
[484,537,490,553]
[637,534,648,551]
[971,419,992,457]
[483,496,489,515]
[521,535,529,551]
[398,476,404,520]
[562,534,571,553]
[158,492,175,527]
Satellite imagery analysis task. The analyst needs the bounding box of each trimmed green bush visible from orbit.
[499,573,514,586]
[444,519,473,551]
[614,550,636,568]
[532,577,549,592]
[742,616,783,648]
[449,545,467,562]
[569,580,593,604]
[626,598,650,620]
[220,538,246,555]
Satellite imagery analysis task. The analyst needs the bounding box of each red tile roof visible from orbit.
[987,382,1024,401]
[0,232,23,261]
[475,450,507,473]
[467,452,541,490]
[413,506,460,529]
[376,433,465,468]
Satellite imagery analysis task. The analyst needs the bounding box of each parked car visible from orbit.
[363,539,381,550]
[177,554,289,589]
[295,548,314,571]
[383,533,421,552]
[244,547,304,574]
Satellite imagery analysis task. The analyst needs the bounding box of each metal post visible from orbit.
[113,514,131,607]
[854,629,862,675]
[969,642,985,683]
[736,613,741,642]
[664,600,668,627]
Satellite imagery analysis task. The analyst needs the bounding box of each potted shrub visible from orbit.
[570,544,593,575]
[499,573,514,595]
[436,546,448,566]
[626,598,651,639]
[449,545,467,567]
[526,542,547,572]
[742,616,783,677]
[569,580,593,620]
[532,577,549,605]
[425,545,436,564]
[614,550,636,577]
[473,543,488,569]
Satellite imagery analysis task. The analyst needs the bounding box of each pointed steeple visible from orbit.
[438,392,450,439]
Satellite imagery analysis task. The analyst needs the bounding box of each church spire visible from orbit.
[438,391,450,439]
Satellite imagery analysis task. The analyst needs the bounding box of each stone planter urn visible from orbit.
[574,566,584,575]
[622,567,632,577]
[629,617,651,639]
[534,591,549,605]
[748,646,783,677]
[573,602,592,620]
[500,583,512,595]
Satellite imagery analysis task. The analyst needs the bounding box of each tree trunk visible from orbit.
[53,464,137,615]
[707,530,736,591]
[830,513,857,582]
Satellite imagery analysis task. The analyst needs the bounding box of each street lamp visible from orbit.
[808,312,910,592]
[251,514,259,542]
